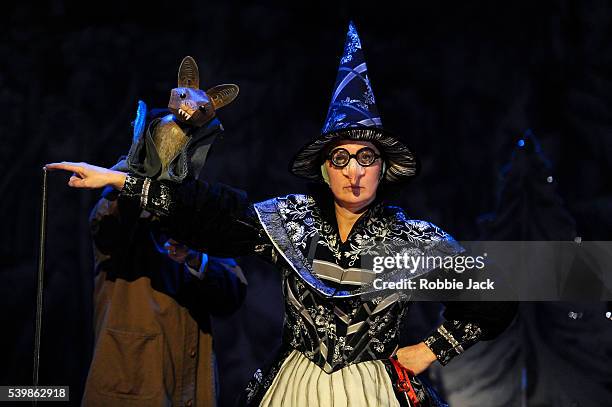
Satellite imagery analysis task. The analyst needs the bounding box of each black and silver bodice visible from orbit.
[252,194,481,371]
[120,176,516,370]
[281,269,406,373]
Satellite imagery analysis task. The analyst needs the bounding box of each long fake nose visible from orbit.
[342,158,366,183]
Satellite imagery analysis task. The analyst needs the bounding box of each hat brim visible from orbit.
[290,127,419,184]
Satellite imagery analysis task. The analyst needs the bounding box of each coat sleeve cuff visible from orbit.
[119,174,175,217]
[424,320,483,365]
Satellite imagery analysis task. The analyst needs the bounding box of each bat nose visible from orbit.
[183,100,197,110]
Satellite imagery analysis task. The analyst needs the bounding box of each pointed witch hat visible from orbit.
[290,21,418,184]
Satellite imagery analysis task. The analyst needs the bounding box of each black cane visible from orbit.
[33,167,48,404]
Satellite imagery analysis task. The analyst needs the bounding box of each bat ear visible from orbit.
[132,100,147,143]
[207,84,239,110]
[177,56,200,89]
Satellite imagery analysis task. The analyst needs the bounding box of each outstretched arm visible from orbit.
[46,162,267,258]
[46,162,127,190]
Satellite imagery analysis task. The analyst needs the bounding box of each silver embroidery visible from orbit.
[150,182,172,214]
[140,177,151,208]
[120,174,140,198]
[254,194,468,374]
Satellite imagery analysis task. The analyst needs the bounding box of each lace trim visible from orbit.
[140,177,151,207]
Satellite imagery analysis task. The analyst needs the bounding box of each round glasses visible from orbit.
[327,147,381,168]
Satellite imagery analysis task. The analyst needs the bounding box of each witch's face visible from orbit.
[325,140,382,211]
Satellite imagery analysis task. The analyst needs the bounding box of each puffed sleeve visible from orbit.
[119,174,270,259]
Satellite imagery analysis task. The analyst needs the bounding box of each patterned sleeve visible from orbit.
[424,320,483,365]
[424,300,517,366]
[119,174,274,260]
[413,232,518,366]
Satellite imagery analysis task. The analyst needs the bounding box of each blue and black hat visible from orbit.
[290,21,418,184]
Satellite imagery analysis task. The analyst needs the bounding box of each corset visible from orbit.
[253,194,464,373]
[281,270,407,373]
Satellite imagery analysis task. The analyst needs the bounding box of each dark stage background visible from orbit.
[2,1,612,406]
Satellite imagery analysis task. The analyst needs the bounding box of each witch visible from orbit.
[48,22,516,407]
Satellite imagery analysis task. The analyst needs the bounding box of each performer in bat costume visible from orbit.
[80,57,246,407]
[50,25,516,407]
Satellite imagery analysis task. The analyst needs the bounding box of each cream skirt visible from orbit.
[259,350,400,407]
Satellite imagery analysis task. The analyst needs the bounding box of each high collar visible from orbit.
[254,194,463,298]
